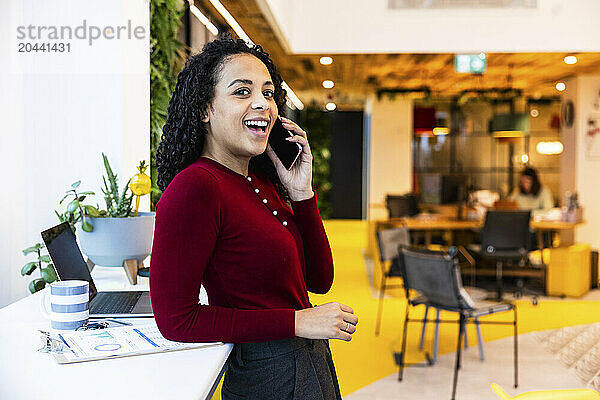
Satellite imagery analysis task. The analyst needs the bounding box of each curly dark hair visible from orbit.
[156,35,288,198]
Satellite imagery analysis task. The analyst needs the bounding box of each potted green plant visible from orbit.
[76,154,155,268]
[21,154,154,291]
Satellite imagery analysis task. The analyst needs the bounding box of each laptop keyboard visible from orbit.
[91,292,143,314]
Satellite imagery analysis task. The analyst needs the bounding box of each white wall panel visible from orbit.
[0,0,149,308]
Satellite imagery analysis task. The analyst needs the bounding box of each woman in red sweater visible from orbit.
[150,36,358,399]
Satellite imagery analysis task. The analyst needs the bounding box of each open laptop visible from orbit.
[41,222,153,318]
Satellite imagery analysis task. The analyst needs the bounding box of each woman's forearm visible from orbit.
[291,193,334,294]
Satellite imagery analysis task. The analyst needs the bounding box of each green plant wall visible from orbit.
[296,107,332,219]
[150,0,185,210]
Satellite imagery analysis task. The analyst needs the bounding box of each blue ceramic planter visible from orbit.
[76,212,156,267]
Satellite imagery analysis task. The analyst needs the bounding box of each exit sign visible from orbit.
[455,53,487,74]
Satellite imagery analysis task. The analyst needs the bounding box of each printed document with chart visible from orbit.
[53,321,222,364]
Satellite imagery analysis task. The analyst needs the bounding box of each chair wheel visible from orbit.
[514,291,522,299]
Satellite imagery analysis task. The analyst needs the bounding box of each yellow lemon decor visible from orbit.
[129,160,151,217]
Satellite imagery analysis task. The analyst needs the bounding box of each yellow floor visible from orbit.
[211,220,600,399]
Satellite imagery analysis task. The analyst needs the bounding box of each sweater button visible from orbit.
[262,199,268,204]
[247,176,252,182]
[254,188,260,193]
[282,221,288,226]
[272,210,278,216]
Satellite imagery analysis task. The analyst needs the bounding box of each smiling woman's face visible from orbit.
[202,53,278,160]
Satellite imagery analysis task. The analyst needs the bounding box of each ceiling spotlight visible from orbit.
[564,55,578,65]
[530,108,539,117]
[536,141,564,155]
[556,82,566,91]
[521,154,529,164]
[320,56,333,65]
[322,80,334,89]
[433,127,449,136]
[325,102,336,111]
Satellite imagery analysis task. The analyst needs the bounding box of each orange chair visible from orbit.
[492,383,600,399]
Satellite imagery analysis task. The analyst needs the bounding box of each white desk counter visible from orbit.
[0,266,232,400]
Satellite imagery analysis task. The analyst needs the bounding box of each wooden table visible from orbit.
[372,216,481,249]
[530,220,584,249]
[368,216,585,256]
[367,216,584,292]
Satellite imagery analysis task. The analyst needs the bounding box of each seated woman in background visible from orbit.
[508,167,554,212]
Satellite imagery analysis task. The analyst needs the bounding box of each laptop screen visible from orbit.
[41,222,98,299]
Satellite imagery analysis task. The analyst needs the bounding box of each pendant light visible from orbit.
[491,64,529,142]
[491,113,529,138]
[433,110,450,136]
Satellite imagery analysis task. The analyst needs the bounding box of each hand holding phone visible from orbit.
[268,117,303,170]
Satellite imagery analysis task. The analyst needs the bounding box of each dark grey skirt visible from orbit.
[222,337,342,400]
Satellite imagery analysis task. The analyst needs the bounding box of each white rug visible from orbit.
[536,323,600,392]
[345,332,585,400]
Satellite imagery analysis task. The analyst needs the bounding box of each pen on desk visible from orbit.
[106,319,132,326]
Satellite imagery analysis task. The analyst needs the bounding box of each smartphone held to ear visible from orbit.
[269,118,302,170]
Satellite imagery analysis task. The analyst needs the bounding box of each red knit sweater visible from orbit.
[149,157,334,343]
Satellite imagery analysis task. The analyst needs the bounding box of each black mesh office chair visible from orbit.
[375,227,411,336]
[396,246,518,400]
[376,227,485,363]
[385,194,419,218]
[472,211,531,300]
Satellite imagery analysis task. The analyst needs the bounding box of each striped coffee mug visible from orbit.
[40,280,89,330]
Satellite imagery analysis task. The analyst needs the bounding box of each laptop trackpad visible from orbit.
[133,292,153,314]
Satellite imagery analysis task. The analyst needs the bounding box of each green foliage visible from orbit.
[56,180,98,234]
[22,243,43,255]
[101,153,134,218]
[29,279,46,294]
[40,265,57,283]
[54,153,134,235]
[149,0,186,210]
[21,243,57,294]
[296,108,332,218]
[21,262,37,276]
[22,153,144,293]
